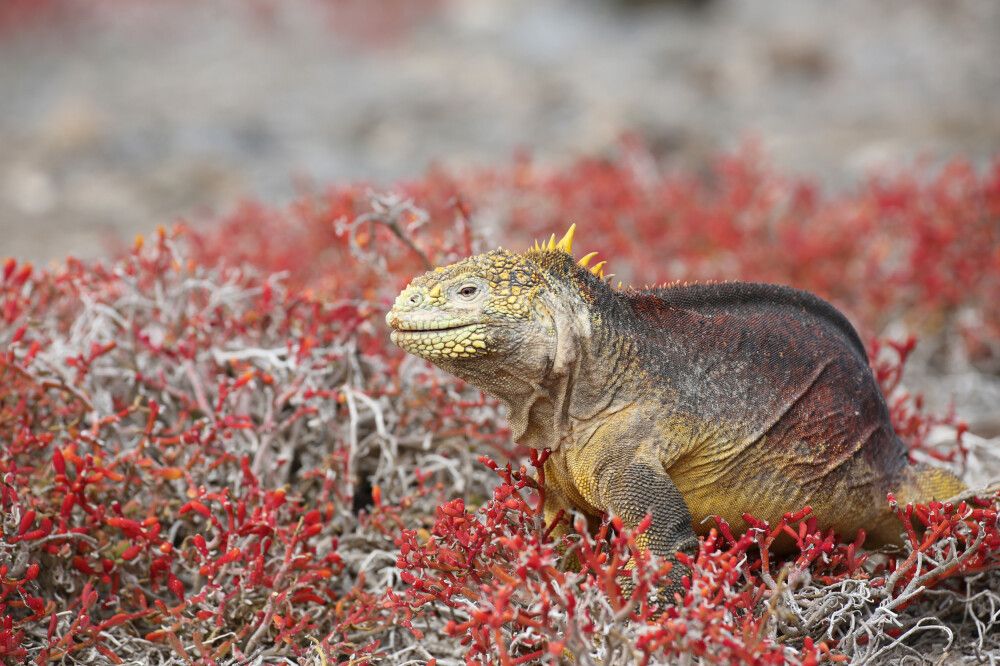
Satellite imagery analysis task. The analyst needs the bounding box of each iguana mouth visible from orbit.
[390,319,478,333]
[388,318,488,360]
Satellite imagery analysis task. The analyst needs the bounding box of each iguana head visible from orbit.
[386,224,609,392]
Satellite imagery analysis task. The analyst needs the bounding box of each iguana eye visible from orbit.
[457,284,479,299]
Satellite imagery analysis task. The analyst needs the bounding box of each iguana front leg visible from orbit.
[598,460,699,596]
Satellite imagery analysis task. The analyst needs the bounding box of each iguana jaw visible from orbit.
[387,313,490,361]
[390,316,478,332]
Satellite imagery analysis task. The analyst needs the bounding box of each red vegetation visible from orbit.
[2,148,999,663]
[0,0,445,42]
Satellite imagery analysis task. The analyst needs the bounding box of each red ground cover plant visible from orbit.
[2,148,999,664]
[0,0,62,34]
[0,0,445,43]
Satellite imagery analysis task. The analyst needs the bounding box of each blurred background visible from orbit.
[2,0,998,263]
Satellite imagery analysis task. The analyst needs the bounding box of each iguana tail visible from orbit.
[868,463,967,547]
[895,463,967,505]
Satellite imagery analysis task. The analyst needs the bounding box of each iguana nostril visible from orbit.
[408,292,422,306]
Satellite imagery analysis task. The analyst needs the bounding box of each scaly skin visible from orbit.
[386,226,966,592]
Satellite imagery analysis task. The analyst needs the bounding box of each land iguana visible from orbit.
[386,225,966,590]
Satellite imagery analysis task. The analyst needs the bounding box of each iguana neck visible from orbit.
[460,287,641,451]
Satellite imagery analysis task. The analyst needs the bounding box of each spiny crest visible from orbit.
[528,223,611,280]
